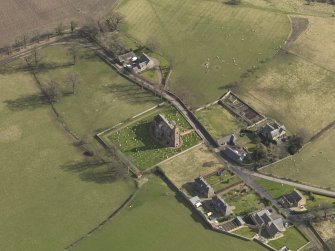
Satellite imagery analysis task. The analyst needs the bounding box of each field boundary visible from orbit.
[64,192,138,250]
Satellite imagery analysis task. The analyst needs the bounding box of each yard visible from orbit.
[106,105,202,170]
[256,178,295,199]
[222,190,264,216]
[268,227,309,251]
[205,171,241,193]
[72,175,268,251]
[115,0,290,107]
[232,226,258,239]
[195,104,245,139]
[0,61,136,251]
[159,144,223,188]
[261,125,335,191]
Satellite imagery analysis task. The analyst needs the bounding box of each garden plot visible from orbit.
[159,144,223,188]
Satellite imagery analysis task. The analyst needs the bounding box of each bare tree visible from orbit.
[108,33,126,56]
[4,44,12,55]
[70,21,78,33]
[55,23,66,35]
[68,46,79,65]
[67,72,81,94]
[46,80,62,103]
[105,12,125,31]
[20,34,30,48]
[81,22,99,39]
[32,47,44,67]
[32,30,41,43]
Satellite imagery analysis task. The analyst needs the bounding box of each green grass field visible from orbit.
[256,178,295,199]
[239,51,335,137]
[195,104,244,139]
[0,62,136,251]
[268,227,308,251]
[107,105,202,170]
[36,44,161,152]
[261,126,335,191]
[73,175,268,251]
[116,0,290,107]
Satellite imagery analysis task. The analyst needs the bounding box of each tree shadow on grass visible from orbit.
[127,121,166,152]
[104,82,158,105]
[36,62,73,73]
[0,64,29,74]
[5,94,49,111]
[61,159,126,184]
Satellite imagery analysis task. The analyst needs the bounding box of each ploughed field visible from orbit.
[0,0,116,47]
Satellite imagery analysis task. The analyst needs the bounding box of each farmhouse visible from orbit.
[222,147,246,163]
[251,209,285,237]
[280,190,306,209]
[151,114,181,148]
[118,51,137,63]
[194,176,215,198]
[117,51,154,73]
[260,122,286,142]
[211,195,232,216]
[133,53,154,73]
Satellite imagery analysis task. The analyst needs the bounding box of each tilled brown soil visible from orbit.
[0,0,116,47]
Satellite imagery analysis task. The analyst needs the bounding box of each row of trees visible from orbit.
[2,21,78,56]
[306,0,335,4]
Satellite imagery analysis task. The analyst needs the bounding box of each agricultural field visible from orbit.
[115,0,290,107]
[159,144,223,188]
[0,61,136,251]
[106,105,202,170]
[35,44,161,152]
[195,104,244,139]
[288,16,335,72]
[268,227,309,251]
[72,175,268,251]
[0,0,116,48]
[239,52,335,137]
[244,0,335,17]
[261,125,335,191]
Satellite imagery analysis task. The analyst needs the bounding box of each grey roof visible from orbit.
[284,190,304,204]
[189,196,201,206]
[154,114,176,130]
[261,122,286,140]
[212,195,232,215]
[194,176,214,197]
[253,210,285,236]
[223,147,246,163]
[118,51,136,63]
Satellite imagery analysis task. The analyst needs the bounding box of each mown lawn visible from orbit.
[195,104,244,139]
[268,227,308,251]
[116,0,290,107]
[73,175,268,251]
[0,62,136,251]
[232,227,258,239]
[107,105,202,170]
[256,178,295,199]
